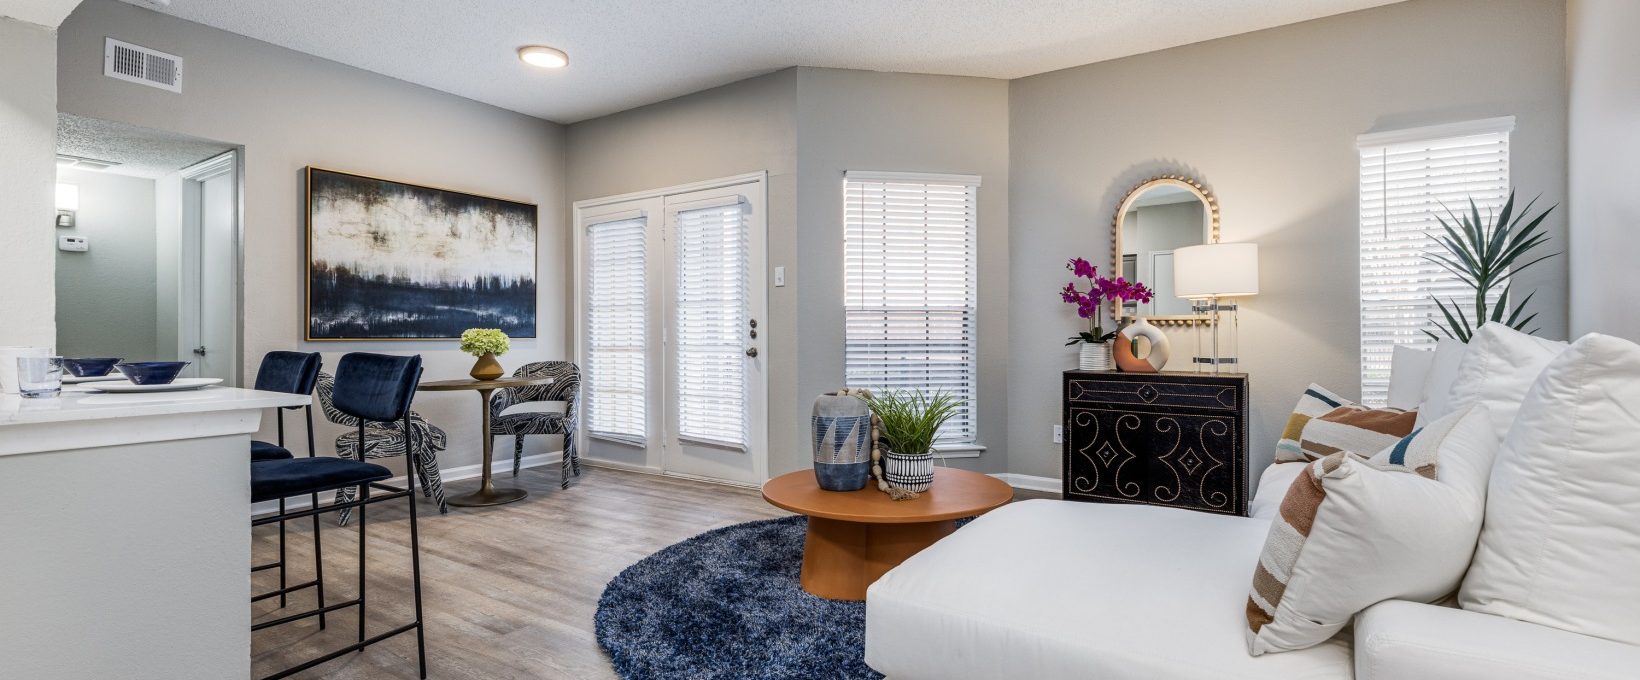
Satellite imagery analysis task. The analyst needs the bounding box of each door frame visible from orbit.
[175,150,244,386]
[571,171,770,486]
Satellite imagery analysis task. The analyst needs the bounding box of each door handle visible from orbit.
[193,346,208,356]
[745,347,759,358]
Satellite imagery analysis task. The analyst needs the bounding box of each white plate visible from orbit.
[86,378,223,393]
[63,374,125,384]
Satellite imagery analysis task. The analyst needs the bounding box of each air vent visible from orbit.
[56,154,122,171]
[104,38,183,93]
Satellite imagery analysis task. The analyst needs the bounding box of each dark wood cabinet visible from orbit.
[1062,370,1248,517]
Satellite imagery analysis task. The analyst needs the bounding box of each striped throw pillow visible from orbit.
[1275,384,1416,463]
[1246,405,1499,655]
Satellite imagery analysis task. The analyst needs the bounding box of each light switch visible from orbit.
[58,235,89,252]
[774,266,786,287]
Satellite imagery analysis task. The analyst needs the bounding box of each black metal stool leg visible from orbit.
[277,498,288,608]
[307,407,326,630]
[405,415,428,678]
[357,483,368,651]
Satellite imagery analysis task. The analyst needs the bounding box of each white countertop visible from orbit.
[0,386,309,427]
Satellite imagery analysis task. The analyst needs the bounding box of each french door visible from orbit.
[575,174,768,485]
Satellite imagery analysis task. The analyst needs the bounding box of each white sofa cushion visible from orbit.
[1460,333,1640,645]
[1387,344,1435,410]
[1442,323,1567,439]
[864,500,1353,680]
[1250,462,1306,520]
[1247,406,1498,655]
[1415,338,1467,426]
[1356,600,1640,680]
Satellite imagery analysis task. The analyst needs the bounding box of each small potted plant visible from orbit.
[863,389,961,493]
[460,328,510,380]
[1061,257,1153,371]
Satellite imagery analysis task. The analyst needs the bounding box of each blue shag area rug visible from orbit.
[595,515,883,680]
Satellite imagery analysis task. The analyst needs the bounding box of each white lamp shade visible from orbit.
[1173,242,1259,298]
[55,183,78,212]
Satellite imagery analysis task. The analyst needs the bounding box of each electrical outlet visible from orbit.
[1052,424,1063,444]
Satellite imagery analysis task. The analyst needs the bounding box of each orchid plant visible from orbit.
[1061,257,1154,345]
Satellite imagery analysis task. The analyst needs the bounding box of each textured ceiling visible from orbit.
[0,0,84,28]
[116,0,1404,123]
[57,113,234,178]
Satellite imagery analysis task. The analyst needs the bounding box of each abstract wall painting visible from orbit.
[306,167,537,339]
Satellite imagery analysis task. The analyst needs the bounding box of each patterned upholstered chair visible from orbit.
[316,371,449,524]
[489,361,581,489]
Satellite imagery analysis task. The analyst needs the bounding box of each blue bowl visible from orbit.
[62,357,122,377]
[115,361,190,385]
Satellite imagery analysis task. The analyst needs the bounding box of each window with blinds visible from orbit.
[673,201,751,449]
[844,171,980,446]
[1358,117,1512,406]
[585,217,648,443]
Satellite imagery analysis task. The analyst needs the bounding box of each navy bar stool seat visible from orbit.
[251,458,391,503]
[250,352,429,680]
[250,440,294,461]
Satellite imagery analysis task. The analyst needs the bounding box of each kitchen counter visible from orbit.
[0,385,308,679]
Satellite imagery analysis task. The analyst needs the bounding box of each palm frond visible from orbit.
[1423,189,1555,342]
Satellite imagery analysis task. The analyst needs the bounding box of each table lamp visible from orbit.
[1173,243,1258,373]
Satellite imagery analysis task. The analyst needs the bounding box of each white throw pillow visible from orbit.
[1245,405,1498,655]
[1441,323,1566,438]
[1249,462,1306,520]
[1415,338,1467,426]
[1387,345,1436,410]
[1460,333,1640,646]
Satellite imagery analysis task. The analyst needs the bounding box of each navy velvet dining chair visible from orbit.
[248,351,323,613]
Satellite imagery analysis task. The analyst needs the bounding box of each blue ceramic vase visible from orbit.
[811,392,873,491]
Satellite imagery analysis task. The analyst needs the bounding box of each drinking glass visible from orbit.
[17,356,64,398]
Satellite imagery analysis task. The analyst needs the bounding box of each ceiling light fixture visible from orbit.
[518,45,568,69]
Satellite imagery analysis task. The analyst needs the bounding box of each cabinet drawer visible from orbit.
[1067,377,1239,412]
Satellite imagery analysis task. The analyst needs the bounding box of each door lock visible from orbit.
[193,346,208,356]
[745,347,759,358]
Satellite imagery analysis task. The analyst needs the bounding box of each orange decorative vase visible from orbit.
[469,352,504,381]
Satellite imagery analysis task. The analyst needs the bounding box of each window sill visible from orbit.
[931,444,985,459]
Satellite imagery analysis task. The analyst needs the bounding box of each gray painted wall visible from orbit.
[57,0,568,473]
[793,67,1010,475]
[1007,0,1568,484]
[564,67,1009,478]
[0,18,60,348]
[565,68,798,473]
[1568,0,1640,342]
[54,167,159,360]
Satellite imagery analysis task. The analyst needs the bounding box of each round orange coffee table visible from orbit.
[762,467,1013,601]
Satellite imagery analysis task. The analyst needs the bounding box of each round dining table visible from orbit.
[419,375,553,507]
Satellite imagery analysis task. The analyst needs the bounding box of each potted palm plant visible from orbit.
[1423,191,1557,341]
[863,389,961,493]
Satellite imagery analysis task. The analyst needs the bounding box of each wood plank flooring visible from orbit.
[250,465,1054,679]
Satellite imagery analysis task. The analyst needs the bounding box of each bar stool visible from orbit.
[250,352,429,680]
[248,351,323,613]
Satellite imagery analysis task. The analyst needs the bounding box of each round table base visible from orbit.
[447,486,529,507]
[798,516,956,601]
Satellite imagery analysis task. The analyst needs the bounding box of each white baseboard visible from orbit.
[251,451,564,515]
[989,473,1062,495]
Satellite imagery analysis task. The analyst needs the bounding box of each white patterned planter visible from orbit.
[882,449,935,492]
[1079,342,1112,371]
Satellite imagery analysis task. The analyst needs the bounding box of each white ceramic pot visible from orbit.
[1079,342,1112,371]
[882,448,935,492]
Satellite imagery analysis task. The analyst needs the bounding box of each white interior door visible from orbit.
[178,152,239,384]
[1148,250,1192,316]
[575,174,768,486]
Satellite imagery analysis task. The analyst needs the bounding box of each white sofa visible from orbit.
[865,486,1640,679]
[865,334,1640,679]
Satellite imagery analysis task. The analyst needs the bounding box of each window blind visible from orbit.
[844,172,980,445]
[673,202,750,450]
[585,217,647,443]
[1358,118,1511,406]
